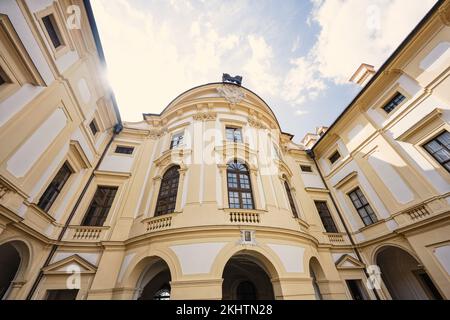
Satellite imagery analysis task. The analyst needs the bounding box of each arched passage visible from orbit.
[134,257,172,300]
[376,246,443,300]
[222,252,277,300]
[0,241,29,299]
[309,257,326,300]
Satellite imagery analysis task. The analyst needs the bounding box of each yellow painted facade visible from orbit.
[0,0,449,300]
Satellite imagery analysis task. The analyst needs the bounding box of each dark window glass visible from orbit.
[236,281,257,300]
[329,151,341,164]
[42,15,62,48]
[170,132,184,149]
[348,188,378,226]
[37,162,72,212]
[115,146,134,154]
[346,280,368,300]
[300,165,312,173]
[46,289,78,300]
[153,287,170,300]
[382,92,406,114]
[227,161,254,209]
[82,186,118,226]
[89,120,98,136]
[423,131,450,173]
[226,127,243,143]
[155,166,180,216]
[314,201,338,233]
[284,181,298,218]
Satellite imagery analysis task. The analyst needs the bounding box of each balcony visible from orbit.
[228,209,261,224]
[325,232,349,245]
[65,226,109,241]
[142,213,175,232]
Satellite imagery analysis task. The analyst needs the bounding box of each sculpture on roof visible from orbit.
[222,73,243,86]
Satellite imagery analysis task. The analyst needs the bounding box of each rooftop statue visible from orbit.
[222,73,243,86]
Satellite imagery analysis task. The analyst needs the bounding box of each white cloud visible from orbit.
[243,35,280,96]
[310,0,437,83]
[280,0,436,107]
[295,109,309,116]
[282,57,326,105]
[291,36,301,53]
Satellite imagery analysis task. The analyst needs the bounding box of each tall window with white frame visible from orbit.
[227,161,254,209]
[284,180,298,218]
[81,186,118,226]
[348,188,378,226]
[170,132,184,149]
[41,14,63,49]
[154,166,180,216]
[314,201,338,233]
[423,131,450,173]
[226,127,243,143]
[37,162,72,212]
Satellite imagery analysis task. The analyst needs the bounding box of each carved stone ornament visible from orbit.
[217,84,245,104]
[148,127,167,140]
[193,111,217,121]
[248,116,267,130]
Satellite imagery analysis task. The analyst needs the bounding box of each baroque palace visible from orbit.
[0,0,450,300]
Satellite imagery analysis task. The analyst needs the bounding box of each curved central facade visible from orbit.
[1,0,449,301]
[101,82,341,300]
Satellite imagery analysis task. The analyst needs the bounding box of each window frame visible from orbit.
[226,161,254,210]
[81,186,118,226]
[329,150,341,165]
[37,162,73,212]
[422,130,450,173]
[314,200,338,233]
[300,165,313,173]
[154,166,181,217]
[89,119,99,136]
[170,131,184,150]
[381,92,407,114]
[283,180,299,218]
[115,145,135,155]
[225,126,243,143]
[35,3,72,59]
[348,187,378,226]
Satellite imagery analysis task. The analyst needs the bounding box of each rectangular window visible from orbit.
[37,162,72,212]
[382,92,406,114]
[170,132,184,149]
[89,120,98,136]
[329,151,341,164]
[115,146,134,155]
[314,201,338,233]
[226,127,243,143]
[348,188,378,226]
[345,280,369,300]
[300,165,312,173]
[42,14,63,49]
[46,289,79,300]
[423,131,450,173]
[81,186,118,226]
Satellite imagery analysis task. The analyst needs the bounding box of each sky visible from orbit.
[91,0,438,142]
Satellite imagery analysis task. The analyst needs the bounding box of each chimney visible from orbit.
[349,63,376,86]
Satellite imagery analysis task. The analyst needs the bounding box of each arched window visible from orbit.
[227,161,254,209]
[155,166,180,216]
[284,180,298,218]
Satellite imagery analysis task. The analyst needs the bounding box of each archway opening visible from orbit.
[309,257,326,300]
[0,242,22,299]
[222,254,275,300]
[376,246,443,300]
[136,258,172,300]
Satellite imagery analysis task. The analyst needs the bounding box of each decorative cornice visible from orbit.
[193,111,217,121]
[148,127,167,140]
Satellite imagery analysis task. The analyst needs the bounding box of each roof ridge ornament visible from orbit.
[222,73,243,86]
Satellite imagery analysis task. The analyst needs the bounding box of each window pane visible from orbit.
[42,15,62,48]
[424,131,450,173]
[155,166,180,216]
[37,162,72,212]
[227,160,254,209]
[82,187,118,226]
